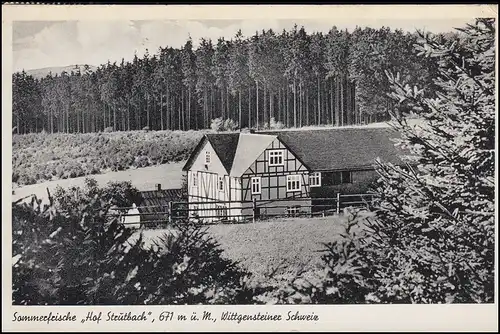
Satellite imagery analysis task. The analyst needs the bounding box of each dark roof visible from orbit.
[182,136,208,171]
[205,133,240,173]
[259,127,405,171]
[182,132,240,173]
[182,126,408,174]
[137,188,184,214]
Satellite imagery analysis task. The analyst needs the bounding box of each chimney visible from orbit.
[156,183,161,191]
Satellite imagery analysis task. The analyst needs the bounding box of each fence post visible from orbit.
[168,201,173,224]
[252,198,257,223]
[336,192,341,215]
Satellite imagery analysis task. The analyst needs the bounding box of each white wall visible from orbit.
[123,207,141,229]
[187,139,242,222]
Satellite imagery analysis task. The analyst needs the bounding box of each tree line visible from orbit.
[12,25,454,134]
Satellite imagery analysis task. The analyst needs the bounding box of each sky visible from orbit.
[12,18,474,72]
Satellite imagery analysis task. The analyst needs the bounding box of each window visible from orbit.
[192,173,198,187]
[332,172,342,185]
[218,176,224,192]
[341,171,352,184]
[309,172,321,187]
[205,151,211,164]
[268,150,285,166]
[216,205,228,220]
[286,205,301,217]
[323,171,352,186]
[287,174,302,192]
[251,177,261,194]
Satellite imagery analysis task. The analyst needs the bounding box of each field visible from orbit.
[132,216,348,282]
[12,162,185,203]
[12,129,205,186]
[11,121,416,187]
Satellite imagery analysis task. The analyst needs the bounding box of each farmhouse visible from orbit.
[182,126,406,222]
[121,184,184,228]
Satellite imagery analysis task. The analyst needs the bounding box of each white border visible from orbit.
[2,4,498,332]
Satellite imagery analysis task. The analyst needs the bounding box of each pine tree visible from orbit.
[228,30,250,128]
[14,24,447,134]
[278,18,495,305]
[182,38,197,130]
[371,18,495,303]
[195,38,215,129]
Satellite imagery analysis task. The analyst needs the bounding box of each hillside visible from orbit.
[12,162,185,204]
[12,129,205,187]
[23,64,97,79]
[11,120,424,188]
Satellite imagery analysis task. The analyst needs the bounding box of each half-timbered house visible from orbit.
[182,126,406,222]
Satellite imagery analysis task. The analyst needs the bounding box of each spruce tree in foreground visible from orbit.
[278,18,495,304]
[12,179,261,305]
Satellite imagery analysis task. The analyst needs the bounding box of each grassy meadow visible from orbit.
[132,216,348,283]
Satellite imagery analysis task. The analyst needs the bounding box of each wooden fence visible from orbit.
[110,193,378,228]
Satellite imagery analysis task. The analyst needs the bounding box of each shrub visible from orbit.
[210,118,224,132]
[12,130,205,186]
[269,117,285,130]
[133,155,150,168]
[223,118,239,131]
[12,180,262,305]
[279,19,495,304]
[211,118,238,132]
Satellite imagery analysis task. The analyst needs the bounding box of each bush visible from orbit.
[211,118,238,132]
[133,155,150,168]
[12,130,205,186]
[223,119,239,131]
[210,118,224,132]
[269,117,285,130]
[278,19,495,304]
[12,180,262,305]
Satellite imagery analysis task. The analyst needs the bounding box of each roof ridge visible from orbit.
[258,126,395,133]
[205,132,240,174]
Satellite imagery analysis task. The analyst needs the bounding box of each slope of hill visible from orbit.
[23,64,98,79]
[12,162,185,204]
[12,129,206,187]
[11,119,424,189]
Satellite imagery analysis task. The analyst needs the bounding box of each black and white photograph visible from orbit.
[3,4,498,332]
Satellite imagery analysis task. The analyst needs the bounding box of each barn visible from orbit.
[182,126,407,223]
[121,185,184,228]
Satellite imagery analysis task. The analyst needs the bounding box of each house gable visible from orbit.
[240,137,310,201]
[182,136,209,172]
[187,139,227,175]
[206,133,240,173]
[229,133,277,177]
[241,137,309,176]
[183,133,240,175]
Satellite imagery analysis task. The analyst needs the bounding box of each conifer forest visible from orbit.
[12,25,451,134]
